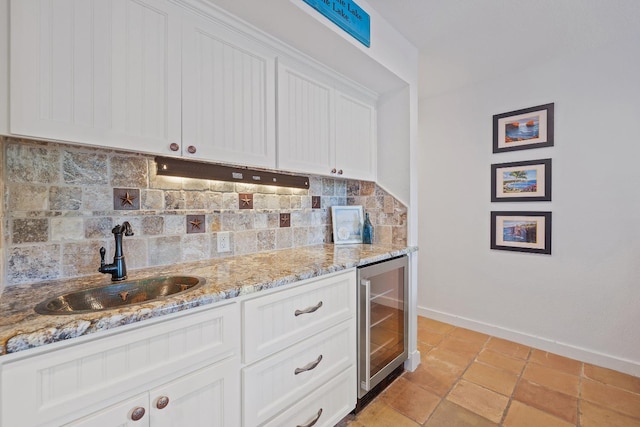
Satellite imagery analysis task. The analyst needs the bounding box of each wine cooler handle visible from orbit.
[360,279,371,392]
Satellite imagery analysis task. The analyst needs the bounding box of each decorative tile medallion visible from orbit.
[186,215,205,234]
[280,213,291,227]
[113,188,140,210]
[239,193,253,209]
[312,196,321,209]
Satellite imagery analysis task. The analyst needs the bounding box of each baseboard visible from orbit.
[418,306,640,377]
[404,349,421,372]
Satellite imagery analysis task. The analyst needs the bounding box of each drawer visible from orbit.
[243,270,356,363]
[261,367,356,427]
[1,302,239,427]
[243,320,355,427]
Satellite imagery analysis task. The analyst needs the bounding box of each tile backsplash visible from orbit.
[1,136,407,286]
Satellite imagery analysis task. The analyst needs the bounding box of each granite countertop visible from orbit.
[0,244,416,356]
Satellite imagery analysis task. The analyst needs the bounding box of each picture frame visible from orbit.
[491,158,552,202]
[331,205,364,244]
[493,103,554,153]
[491,211,552,254]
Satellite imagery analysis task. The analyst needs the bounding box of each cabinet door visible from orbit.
[277,63,335,176]
[10,0,181,153]
[182,11,276,168]
[335,91,376,181]
[63,393,149,427]
[150,358,240,427]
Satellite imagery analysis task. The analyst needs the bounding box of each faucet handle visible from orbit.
[99,247,106,267]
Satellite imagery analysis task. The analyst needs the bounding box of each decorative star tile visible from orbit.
[113,188,140,210]
[186,215,205,234]
[239,193,253,209]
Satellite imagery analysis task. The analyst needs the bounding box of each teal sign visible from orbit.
[303,0,370,47]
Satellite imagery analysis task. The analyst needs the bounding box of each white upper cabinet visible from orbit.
[277,61,377,181]
[277,63,334,177]
[335,91,376,182]
[181,11,276,168]
[10,0,182,153]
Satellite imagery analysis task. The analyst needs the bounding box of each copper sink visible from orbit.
[35,276,205,315]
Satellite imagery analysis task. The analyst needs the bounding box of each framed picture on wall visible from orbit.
[331,205,364,244]
[493,103,554,153]
[491,211,552,254]
[491,158,552,202]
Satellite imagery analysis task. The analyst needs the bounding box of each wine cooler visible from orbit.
[357,255,408,404]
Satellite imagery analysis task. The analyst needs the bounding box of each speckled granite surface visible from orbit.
[0,244,416,356]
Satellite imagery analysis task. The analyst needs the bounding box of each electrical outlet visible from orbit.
[217,231,231,253]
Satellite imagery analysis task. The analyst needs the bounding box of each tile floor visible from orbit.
[340,316,640,427]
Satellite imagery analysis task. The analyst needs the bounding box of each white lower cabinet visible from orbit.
[0,271,358,427]
[65,357,239,427]
[0,302,240,427]
[241,270,357,426]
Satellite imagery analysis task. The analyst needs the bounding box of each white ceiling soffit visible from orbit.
[204,0,408,94]
[365,0,640,98]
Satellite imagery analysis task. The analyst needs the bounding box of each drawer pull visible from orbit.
[295,301,323,316]
[294,354,323,375]
[297,408,323,427]
[130,406,146,421]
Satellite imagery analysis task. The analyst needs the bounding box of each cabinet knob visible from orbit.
[156,396,170,410]
[130,406,146,421]
[331,168,337,174]
[169,143,180,152]
[187,145,197,154]
[337,169,343,175]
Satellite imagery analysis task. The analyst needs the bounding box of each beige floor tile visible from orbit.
[522,363,580,397]
[417,328,446,347]
[439,336,484,359]
[424,347,473,375]
[381,377,441,424]
[503,401,575,427]
[419,317,456,334]
[446,380,509,423]
[450,327,490,344]
[583,363,640,394]
[582,378,640,419]
[485,337,531,360]
[463,362,519,396]
[476,349,526,375]
[529,349,582,376]
[418,341,434,358]
[513,379,578,424]
[354,399,420,427]
[403,363,460,397]
[425,400,498,427]
[580,400,640,427]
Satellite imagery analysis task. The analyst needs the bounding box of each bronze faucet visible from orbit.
[98,222,134,281]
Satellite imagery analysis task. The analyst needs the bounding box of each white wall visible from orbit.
[418,32,640,376]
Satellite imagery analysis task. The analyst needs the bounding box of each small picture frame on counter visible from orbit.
[331,205,364,244]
